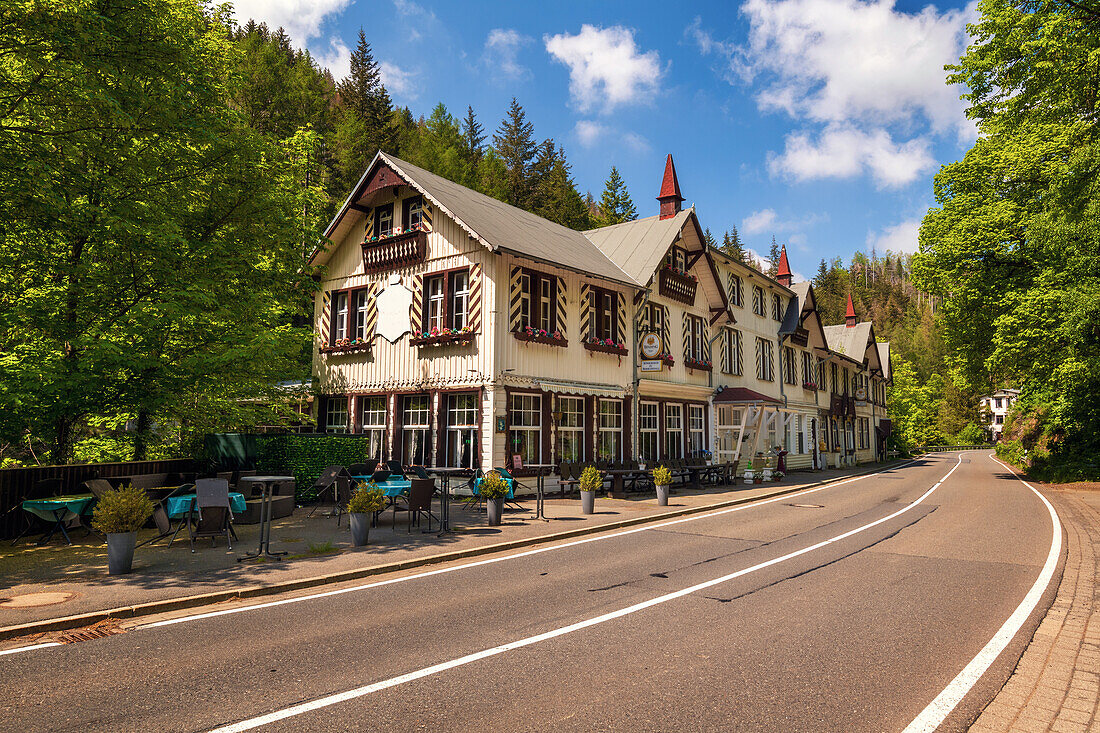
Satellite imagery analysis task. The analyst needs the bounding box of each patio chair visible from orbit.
[347,463,370,477]
[138,483,193,548]
[392,478,438,531]
[412,465,431,480]
[371,469,391,484]
[494,467,526,512]
[307,466,351,518]
[187,478,233,552]
[386,460,408,479]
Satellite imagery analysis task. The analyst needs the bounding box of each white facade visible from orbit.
[981,389,1020,440]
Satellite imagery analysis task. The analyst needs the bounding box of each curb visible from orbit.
[0,462,901,642]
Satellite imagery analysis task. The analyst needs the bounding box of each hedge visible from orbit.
[255,434,379,502]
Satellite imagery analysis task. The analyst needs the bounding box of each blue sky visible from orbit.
[233,0,978,279]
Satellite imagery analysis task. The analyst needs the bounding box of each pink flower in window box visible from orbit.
[553,330,562,340]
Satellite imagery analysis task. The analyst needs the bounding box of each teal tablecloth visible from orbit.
[472,477,514,499]
[352,477,412,498]
[165,492,246,519]
[21,494,95,522]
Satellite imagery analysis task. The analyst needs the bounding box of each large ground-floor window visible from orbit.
[639,402,659,462]
[858,417,869,450]
[688,404,705,456]
[509,393,542,465]
[715,404,743,464]
[402,394,430,465]
[665,404,683,460]
[325,396,348,433]
[446,393,478,468]
[556,396,584,463]
[597,399,622,461]
[359,396,386,462]
[846,419,855,452]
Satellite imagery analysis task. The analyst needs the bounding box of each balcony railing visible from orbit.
[360,228,428,273]
[658,266,697,306]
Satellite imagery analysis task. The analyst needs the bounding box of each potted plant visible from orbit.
[347,482,386,546]
[478,471,510,526]
[91,485,154,575]
[652,465,673,506]
[578,465,602,514]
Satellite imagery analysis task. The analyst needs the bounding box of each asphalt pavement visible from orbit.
[0,452,1059,732]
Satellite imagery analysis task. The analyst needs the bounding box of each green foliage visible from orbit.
[652,466,673,486]
[579,465,602,492]
[477,470,510,500]
[347,482,385,514]
[256,434,379,501]
[887,358,947,450]
[595,167,637,226]
[953,423,988,445]
[91,485,154,535]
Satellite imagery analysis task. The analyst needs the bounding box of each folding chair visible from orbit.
[187,478,234,552]
[137,483,193,548]
[307,466,351,518]
[392,478,438,531]
[386,460,408,479]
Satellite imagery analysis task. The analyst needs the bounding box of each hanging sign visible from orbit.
[640,332,663,359]
[641,360,662,372]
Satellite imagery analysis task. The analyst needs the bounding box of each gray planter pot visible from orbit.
[486,497,504,526]
[106,532,137,575]
[580,490,595,515]
[655,484,669,506]
[349,513,370,546]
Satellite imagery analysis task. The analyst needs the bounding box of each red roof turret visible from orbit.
[845,293,857,327]
[657,154,684,220]
[776,245,792,286]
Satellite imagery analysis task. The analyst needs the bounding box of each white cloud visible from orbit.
[484,28,531,80]
[380,62,417,100]
[316,37,351,82]
[575,120,607,147]
[742,209,777,235]
[574,121,650,153]
[393,0,436,39]
[866,217,922,254]
[768,125,936,189]
[231,0,350,44]
[741,208,826,236]
[545,25,663,113]
[623,132,651,153]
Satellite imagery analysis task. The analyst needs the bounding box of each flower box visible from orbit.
[684,358,712,372]
[803,382,818,391]
[583,339,628,357]
[659,354,675,366]
[658,266,698,306]
[319,340,372,355]
[514,329,568,347]
[361,227,428,273]
[410,330,476,347]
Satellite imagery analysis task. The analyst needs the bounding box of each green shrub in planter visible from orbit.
[347,483,386,514]
[478,471,510,500]
[652,466,673,486]
[91,485,154,534]
[579,465,602,492]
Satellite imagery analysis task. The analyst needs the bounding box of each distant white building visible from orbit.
[980,389,1020,441]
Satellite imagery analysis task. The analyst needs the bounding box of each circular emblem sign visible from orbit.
[640,332,663,359]
[855,386,867,401]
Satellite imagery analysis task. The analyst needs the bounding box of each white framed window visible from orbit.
[756,337,775,382]
[665,404,683,460]
[858,417,869,450]
[446,393,478,468]
[376,205,393,237]
[509,393,542,464]
[639,402,659,462]
[728,273,743,307]
[597,399,622,461]
[556,396,584,463]
[360,396,386,462]
[723,328,743,375]
[688,405,705,456]
[325,396,348,433]
[772,293,782,321]
[405,197,424,230]
[450,271,469,330]
[332,291,349,342]
[540,278,552,332]
[685,315,705,361]
[601,292,614,340]
[354,290,370,340]
[426,275,445,332]
[846,419,855,450]
[402,395,430,465]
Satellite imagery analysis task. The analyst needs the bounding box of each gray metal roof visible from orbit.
[583,210,693,285]
[877,342,891,380]
[824,322,883,374]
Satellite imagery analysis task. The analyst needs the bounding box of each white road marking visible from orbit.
[0,641,61,656]
[902,454,1062,733]
[143,457,926,630]
[207,456,965,732]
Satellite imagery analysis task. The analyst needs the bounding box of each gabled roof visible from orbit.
[321,152,637,287]
[824,321,883,375]
[583,209,693,285]
[780,281,828,349]
[876,342,892,381]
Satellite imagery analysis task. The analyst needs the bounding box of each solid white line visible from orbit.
[0,641,62,656]
[901,454,1062,733]
[143,457,929,631]
[207,455,964,733]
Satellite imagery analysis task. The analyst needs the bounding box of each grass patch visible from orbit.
[305,541,338,556]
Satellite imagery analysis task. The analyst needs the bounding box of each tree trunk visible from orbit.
[133,409,152,461]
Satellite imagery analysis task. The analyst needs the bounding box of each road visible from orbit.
[0,451,1061,732]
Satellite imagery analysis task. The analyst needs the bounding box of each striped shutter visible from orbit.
[639,304,649,332]
[755,338,762,379]
[363,210,374,241]
[734,331,743,374]
[508,266,523,332]
[363,283,378,338]
[720,330,729,373]
[681,313,690,360]
[468,263,482,332]
[320,291,331,345]
[410,274,424,334]
[579,282,592,342]
[702,323,711,363]
[726,273,735,306]
[661,306,671,357]
[422,202,433,228]
[555,276,567,338]
[615,292,627,343]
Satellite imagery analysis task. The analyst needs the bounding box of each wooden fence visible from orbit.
[0,458,196,540]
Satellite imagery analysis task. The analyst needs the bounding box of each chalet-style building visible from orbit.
[310,151,893,483]
[980,388,1019,440]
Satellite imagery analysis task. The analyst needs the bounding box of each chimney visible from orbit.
[656,154,684,220]
[776,244,792,287]
[845,293,857,328]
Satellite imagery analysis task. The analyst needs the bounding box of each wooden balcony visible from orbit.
[658,267,697,306]
[360,228,427,273]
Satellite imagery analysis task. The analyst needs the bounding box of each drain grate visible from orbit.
[56,620,125,645]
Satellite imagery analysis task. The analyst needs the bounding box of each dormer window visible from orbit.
[403,196,424,231]
[374,203,394,237]
[664,245,688,272]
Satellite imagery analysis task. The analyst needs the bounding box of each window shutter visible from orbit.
[320,291,331,346]
[681,313,690,360]
[364,284,378,339]
[755,338,762,379]
[410,274,423,334]
[508,266,522,332]
[721,330,729,374]
[702,323,711,362]
[579,282,592,342]
[555,276,567,338]
[615,292,627,344]
[661,306,671,356]
[639,305,650,332]
[468,263,482,332]
[422,202,433,229]
[362,210,374,241]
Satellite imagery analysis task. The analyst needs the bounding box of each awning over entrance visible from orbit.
[536,378,627,399]
[713,387,782,404]
[637,378,714,401]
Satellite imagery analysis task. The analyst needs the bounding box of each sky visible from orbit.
[231,0,979,280]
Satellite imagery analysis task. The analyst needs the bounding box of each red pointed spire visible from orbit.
[657,154,684,219]
[776,245,792,286]
[845,293,857,327]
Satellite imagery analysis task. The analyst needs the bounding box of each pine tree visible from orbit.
[767,236,781,276]
[334,30,396,191]
[596,166,636,226]
[816,258,828,283]
[703,227,716,247]
[720,229,745,262]
[492,98,537,208]
[461,105,484,160]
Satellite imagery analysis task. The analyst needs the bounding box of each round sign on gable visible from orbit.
[640,332,663,359]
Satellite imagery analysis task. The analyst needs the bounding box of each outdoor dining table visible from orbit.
[351,477,412,498]
[425,468,473,535]
[236,475,293,562]
[164,492,247,519]
[604,469,648,499]
[19,493,96,545]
